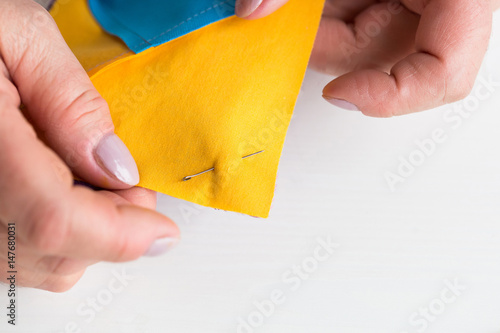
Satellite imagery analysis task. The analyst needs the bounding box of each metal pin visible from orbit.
[182,150,265,181]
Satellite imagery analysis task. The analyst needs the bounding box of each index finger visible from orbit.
[0,82,179,263]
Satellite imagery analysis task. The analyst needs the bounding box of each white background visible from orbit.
[2,12,500,333]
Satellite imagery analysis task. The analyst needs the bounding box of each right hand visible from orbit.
[313,0,498,117]
[0,0,180,292]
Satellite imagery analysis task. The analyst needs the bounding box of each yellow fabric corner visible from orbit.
[51,0,132,72]
[52,0,324,218]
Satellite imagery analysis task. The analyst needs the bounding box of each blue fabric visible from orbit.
[88,0,236,53]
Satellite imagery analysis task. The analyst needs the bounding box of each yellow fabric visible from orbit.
[51,0,132,73]
[52,0,324,218]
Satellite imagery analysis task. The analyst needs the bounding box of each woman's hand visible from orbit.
[0,0,180,292]
[240,0,499,117]
[313,0,498,117]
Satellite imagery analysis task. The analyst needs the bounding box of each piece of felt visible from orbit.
[88,0,237,53]
[52,0,325,218]
[51,0,132,73]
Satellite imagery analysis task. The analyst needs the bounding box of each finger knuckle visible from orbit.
[3,1,55,36]
[58,89,113,134]
[447,77,474,102]
[24,2,57,31]
[441,61,477,103]
[0,1,59,73]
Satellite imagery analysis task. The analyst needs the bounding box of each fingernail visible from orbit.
[94,134,140,186]
[323,97,360,111]
[235,0,264,18]
[143,237,179,257]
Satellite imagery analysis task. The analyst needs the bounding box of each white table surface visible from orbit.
[2,12,500,333]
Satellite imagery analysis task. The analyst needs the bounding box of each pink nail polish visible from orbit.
[143,237,179,257]
[235,0,264,18]
[323,97,360,111]
[95,134,140,186]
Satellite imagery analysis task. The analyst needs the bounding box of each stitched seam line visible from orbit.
[134,0,232,49]
[87,0,233,72]
[90,0,152,47]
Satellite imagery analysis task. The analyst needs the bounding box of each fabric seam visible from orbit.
[131,0,232,49]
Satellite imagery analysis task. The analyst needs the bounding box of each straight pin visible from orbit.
[182,150,265,181]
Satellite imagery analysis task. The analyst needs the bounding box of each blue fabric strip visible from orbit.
[88,0,236,53]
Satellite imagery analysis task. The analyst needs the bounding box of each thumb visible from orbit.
[0,0,138,189]
[235,0,289,19]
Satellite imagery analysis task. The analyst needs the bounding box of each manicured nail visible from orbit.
[235,0,264,18]
[323,97,360,111]
[143,237,179,257]
[94,134,140,186]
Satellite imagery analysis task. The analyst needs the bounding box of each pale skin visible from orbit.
[0,0,498,292]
